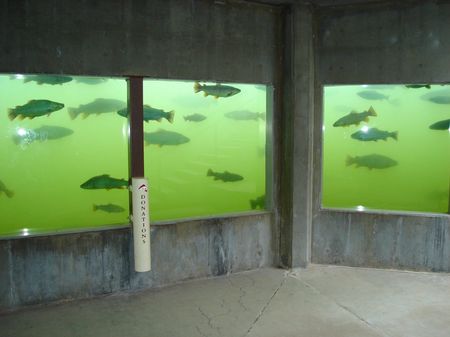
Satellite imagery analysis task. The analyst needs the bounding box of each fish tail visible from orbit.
[93,204,98,211]
[391,131,398,141]
[68,108,79,120]
[166,110,175,124]
[7,108,17,121]
[346,155,354,166]
[5,189,14,198]
[368,106,377,117]
[207,169,214,177]
[194,81,202,93]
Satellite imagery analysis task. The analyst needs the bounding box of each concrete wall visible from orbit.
[0,0,280,311]
[311,1,450,271]
[0,0,279,83]
[0,214,273,312]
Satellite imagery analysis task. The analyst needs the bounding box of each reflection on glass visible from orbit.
[322,84,450,214]
[142,80,267,221]
[0,74,128,236]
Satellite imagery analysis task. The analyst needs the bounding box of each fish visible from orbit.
[207,169,244,182]
[250,195,265,209]
[357,91,389,100]
[333,106,377,127]
[405,84,431,89]
[12,125,74,145]
[12,75,73,85]
[117,105,174,123]
[68,98,126,119]
[351,128,398,142]
[429,119,450,130]
[93,203,125,213]
[80,174,128,190]
[427,96,450,105]
[184,113,207,122]
[0,180,14,198]
[8,100,65,120]
[194,82,241,99]
[75,77,108,85]
[225,110,265,121]
[346,154,398,170]
[144,129,190,147]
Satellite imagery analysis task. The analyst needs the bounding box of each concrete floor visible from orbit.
[1,265,450,337]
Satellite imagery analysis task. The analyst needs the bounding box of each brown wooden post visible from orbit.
[127,77,144,179]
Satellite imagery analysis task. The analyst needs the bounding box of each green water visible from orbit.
[323,84,450,214]
[0,75,266,236]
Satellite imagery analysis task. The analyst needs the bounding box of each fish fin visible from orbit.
[364,117,369,122]
[214,176,219,180]
[203,92,208,97]
[368,106,377,116]
[259,113,266,121]
[391,131,398,140]
[194,81,202,93]
[47,113,51,117]
[5,189,14,198]
[7,109,16,121]
[96,112,101,115]
[167,110,175,123]
[207,169,214,176]
[82,113,89,119]
[345,155,354,166]
[350,111,358,114]
[425,85,431,89]
[19,115,26,120]
[93,204,98,211]
[183,116,187,121]
[214,96,219,99]
[68,108,79,120]
[157,118,162,122]
[250,200,256,209]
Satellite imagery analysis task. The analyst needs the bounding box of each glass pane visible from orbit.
[141,80,267,221]
[0,74,129,236]
[322,84,450,214]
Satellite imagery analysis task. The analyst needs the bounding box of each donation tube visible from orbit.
[132,177,151,272]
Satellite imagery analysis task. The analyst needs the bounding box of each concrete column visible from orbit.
[279,3,315,268]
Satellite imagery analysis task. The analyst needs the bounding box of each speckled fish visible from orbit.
[351,128,398,142]
[346,154,397,170]
[69,98,126,119]
[117,105,174,123]
[405,84,431,89]
[250,195,265,209]
[0,180,14,198]
[13,125,74,145]
[333,106,377,127]
[80,174,128,190]
[15,75,73,85]
[194,82,241,99]
[184,113,207,122]
[225,110,265,121]
[207,169,243,182]
[76,77,108,85]
[429,119,450,130]
[427,96,450,105]
[357,91,389,100]
[8,100,65,120]
[144,129,190,147]
[93,203,125,213]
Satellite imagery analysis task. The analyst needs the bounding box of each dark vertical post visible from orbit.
[128,77,144,179]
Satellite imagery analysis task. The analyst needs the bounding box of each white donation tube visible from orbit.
[132,177,151,272]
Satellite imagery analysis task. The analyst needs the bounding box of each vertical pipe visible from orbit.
[128,77,144,177]
[128,77,151,272]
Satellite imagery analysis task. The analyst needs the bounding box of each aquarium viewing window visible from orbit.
[322,84,450,215]
[0,74,269,237]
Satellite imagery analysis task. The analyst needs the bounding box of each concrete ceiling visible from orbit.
[247,0,394,7]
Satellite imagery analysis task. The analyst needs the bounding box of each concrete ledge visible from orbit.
[0,213,274,312]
